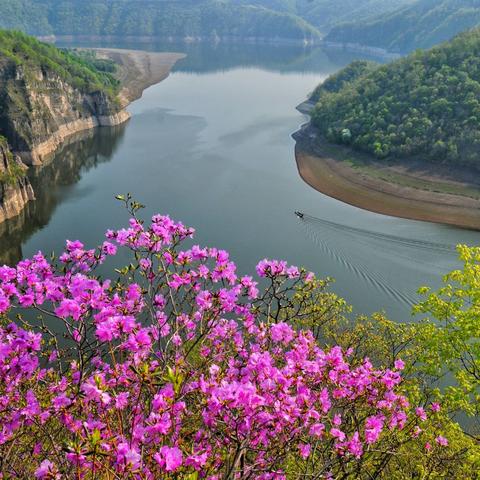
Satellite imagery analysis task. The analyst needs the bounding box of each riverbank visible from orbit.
[92,49,186,107]
[19,49,185,166]
[294,122,480,230]
[321,41,401,61]
[40,35,321,47]
[0,48,185,224]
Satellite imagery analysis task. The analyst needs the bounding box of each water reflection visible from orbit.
[2,42,478,321]
[56,38,386,74]
[0,124,127,264]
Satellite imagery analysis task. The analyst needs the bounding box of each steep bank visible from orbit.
[0,138,35,224]
[8,49,185,165]
[0,123,127,265]
[0,31,124,166]
[0,31,185,223]
[294,123,480,230]
[0,31,185,167]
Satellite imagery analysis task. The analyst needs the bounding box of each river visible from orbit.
[1,41,478,321]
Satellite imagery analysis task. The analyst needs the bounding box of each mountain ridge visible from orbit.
[326,0,480,53]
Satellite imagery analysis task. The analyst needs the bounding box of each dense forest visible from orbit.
[0,0,412,40]
[326,0,480,53]
[311,27,480,167]
[232,0,412,32]
[0,0,320,41]
[310,60,377,103]
[0,30,119,95]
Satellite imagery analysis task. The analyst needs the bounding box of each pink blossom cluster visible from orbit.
[0,213,444,478]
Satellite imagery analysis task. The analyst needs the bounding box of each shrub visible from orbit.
[0,199,462,478]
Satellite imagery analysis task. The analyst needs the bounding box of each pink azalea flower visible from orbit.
[35,460,58,479]
[415,407,427,422]
[435,436,448,446]
[394,359,405,370]
[365,416,384,444]
[155,446,183,472]
[299,443,311,458]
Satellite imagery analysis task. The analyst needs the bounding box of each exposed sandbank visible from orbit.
[294,124,480,231]
[92,48,186,107]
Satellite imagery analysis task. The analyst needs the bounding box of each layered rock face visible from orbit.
[0,139,35,223]
[0,58,130,165]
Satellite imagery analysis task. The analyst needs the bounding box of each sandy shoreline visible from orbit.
[92,48,186,107]
[294,124,480,231]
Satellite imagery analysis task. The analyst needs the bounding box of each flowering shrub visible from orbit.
[0,201,445,478]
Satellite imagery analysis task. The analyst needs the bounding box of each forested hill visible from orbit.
[0,0,320,42]
[231,0,413,32]
[293,0,414,33]
[310,28,480,168]
[0,30,119,95]
[309,60,378,103]
[0,0,415,41]
[325,0,480,53]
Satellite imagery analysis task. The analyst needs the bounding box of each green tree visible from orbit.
[415,245,480,422]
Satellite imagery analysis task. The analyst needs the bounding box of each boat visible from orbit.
[294,211,304,219]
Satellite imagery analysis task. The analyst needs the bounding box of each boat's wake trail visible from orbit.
[302,213,456,253]
[298,213,457,307]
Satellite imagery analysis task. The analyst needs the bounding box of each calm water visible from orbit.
[1,42,479,321]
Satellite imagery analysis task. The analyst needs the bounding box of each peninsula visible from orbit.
[295,29,480,230]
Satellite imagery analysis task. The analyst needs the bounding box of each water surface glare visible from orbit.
[2,43,479,321]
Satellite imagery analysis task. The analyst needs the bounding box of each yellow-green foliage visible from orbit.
[0,136,25,186]
[282,252,480,477]
[415,245,480,417]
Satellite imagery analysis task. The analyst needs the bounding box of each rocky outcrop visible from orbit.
[0,47,183,225]
[0,140,35,224]
[0,59,130,165]
[0,124,127,265]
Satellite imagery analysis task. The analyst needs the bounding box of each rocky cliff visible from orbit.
[0,31,184,226]
[0,138,35,223]
[0,57,129,166]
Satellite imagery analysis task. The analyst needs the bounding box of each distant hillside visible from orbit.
[233,1,414,32]
[310,28,480,168]
[294,0,414,33]
[0,0,321,42]
[326,0,480,53]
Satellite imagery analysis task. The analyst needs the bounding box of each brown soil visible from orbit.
[92,48,186,107]
[294,127,480,230]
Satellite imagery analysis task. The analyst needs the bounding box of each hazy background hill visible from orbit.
[294,0,415,33]
[232,0,414,31]
[0,0,318,41]
[326,0,480,52]
[3,1,480,58]
[0,0,413,41]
